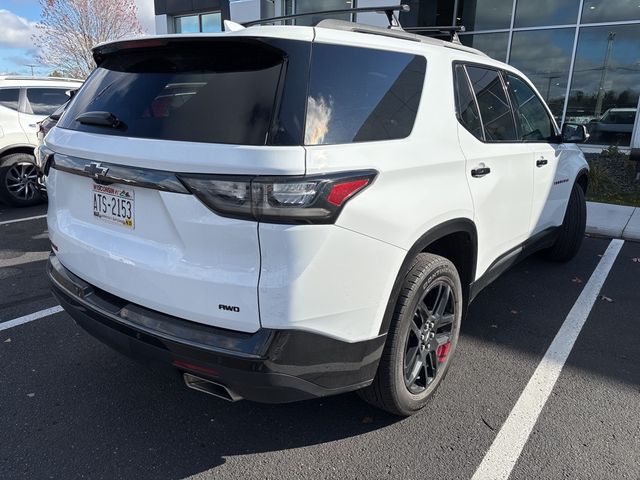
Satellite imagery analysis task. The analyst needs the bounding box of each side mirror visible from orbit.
[561,123,589,143]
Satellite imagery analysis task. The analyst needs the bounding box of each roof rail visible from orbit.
[0,75,82,82]
[315,19,488,57]
[404,26,466,43]
[242,4,409,29]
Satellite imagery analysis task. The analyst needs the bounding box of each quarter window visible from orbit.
[465,66,518,142]
[453,65,483,140]
[505,74,556,142]
[305,44,426,145]
[0,88,20,111]
[25,88,69,116]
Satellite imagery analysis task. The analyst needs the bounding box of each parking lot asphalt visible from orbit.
[0,203,638,480]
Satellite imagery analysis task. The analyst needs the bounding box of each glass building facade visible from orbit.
[454,0,640,148]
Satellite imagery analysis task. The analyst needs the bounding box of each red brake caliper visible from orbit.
[436,341,451,363]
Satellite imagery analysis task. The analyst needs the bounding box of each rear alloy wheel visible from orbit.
[0,153,43,207]
[358,253,462,416]
[404,282,455,394]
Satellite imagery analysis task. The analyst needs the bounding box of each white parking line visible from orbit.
[0,306,64,332]
[0,214,47,226]
[471,238,624,480]
[0,251,50,268]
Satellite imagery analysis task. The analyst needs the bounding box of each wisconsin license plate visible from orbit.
[92,183,135,229]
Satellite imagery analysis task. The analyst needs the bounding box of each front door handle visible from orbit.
[471,166,491,178]
[536,159,548,167]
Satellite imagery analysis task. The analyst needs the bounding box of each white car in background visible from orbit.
[0,76,82,206]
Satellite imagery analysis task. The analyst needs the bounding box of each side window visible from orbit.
[453,64,483,140]
[0,88,20,111]
[505,74,556,142]
[305,44,426,145]
[465,66,518,142]
[25,88,70,116]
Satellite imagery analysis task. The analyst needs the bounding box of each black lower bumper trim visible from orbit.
[48,255,385,403]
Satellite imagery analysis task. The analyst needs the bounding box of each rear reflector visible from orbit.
[327,179,370,206]
[173,359,219,377]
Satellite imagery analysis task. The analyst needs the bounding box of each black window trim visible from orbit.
[453,63,486,142]
[452,60,560,145]
[0,87,21,112]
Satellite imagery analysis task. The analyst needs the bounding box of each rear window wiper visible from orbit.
[75,111,124,129]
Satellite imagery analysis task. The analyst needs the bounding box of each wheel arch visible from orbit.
[0,144,36,163]
[378,218,477,335]
[575,167,589,194]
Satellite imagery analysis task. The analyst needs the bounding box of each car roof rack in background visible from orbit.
[243,4,409,29]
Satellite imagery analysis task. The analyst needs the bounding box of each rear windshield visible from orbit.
[59,39,309,146]
[59,38,426,147]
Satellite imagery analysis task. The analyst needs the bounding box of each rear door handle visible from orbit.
[471,166,491,178]
[536,159,548,167]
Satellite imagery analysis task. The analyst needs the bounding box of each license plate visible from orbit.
[92,183,135,229]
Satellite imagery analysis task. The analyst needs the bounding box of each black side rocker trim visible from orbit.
[48,255,386,403]
[469,226,558,301]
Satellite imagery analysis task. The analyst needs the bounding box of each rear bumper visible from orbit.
[48,254,385,403]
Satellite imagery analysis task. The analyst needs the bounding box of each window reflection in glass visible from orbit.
[460,32,509,61]
[454,65,484,140]
[582,0,640,24]
[26,88,69,116]
[514,0,580,28]
[458,0,513,31]
[509,28,575,120]
[305,44,426,144]
[505,74,555,141]
[202,13,222,32]
[566,24,640,146]
[175,15,199,33]
[465,66,518,141]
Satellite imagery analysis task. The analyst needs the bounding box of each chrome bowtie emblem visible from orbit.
[84,162,109,179]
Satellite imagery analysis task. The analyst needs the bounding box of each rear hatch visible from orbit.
[45,35,310,332]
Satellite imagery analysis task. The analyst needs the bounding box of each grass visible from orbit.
[586,191,640,208]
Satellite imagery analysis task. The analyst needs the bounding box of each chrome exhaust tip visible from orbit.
[182,373,242,402]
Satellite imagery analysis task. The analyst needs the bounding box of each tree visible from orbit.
[33,0,143,79]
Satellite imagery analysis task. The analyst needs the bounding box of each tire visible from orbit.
[0,153,43,207]
[544,183,586,262]
[358,253,463,416]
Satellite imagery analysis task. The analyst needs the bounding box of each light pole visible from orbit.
[594,31,616,119]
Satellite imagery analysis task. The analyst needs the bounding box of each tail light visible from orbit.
[178,170,377,224]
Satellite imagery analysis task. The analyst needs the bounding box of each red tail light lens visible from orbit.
[178,170,377,224]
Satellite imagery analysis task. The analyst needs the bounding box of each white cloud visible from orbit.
[135,0,155,34]
[0,9,38,49]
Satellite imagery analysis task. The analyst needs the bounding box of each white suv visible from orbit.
[0,76,82,206]
[45,14,588,416]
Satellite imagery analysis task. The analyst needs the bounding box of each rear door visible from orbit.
[454,64,534,277]
[503,73,573,233]
[46,36,311,332]
[19,87,70,144]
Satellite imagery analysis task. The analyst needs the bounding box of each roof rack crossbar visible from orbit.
[242,4,410,28]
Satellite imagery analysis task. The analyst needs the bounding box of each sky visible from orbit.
[0,0,155,75]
